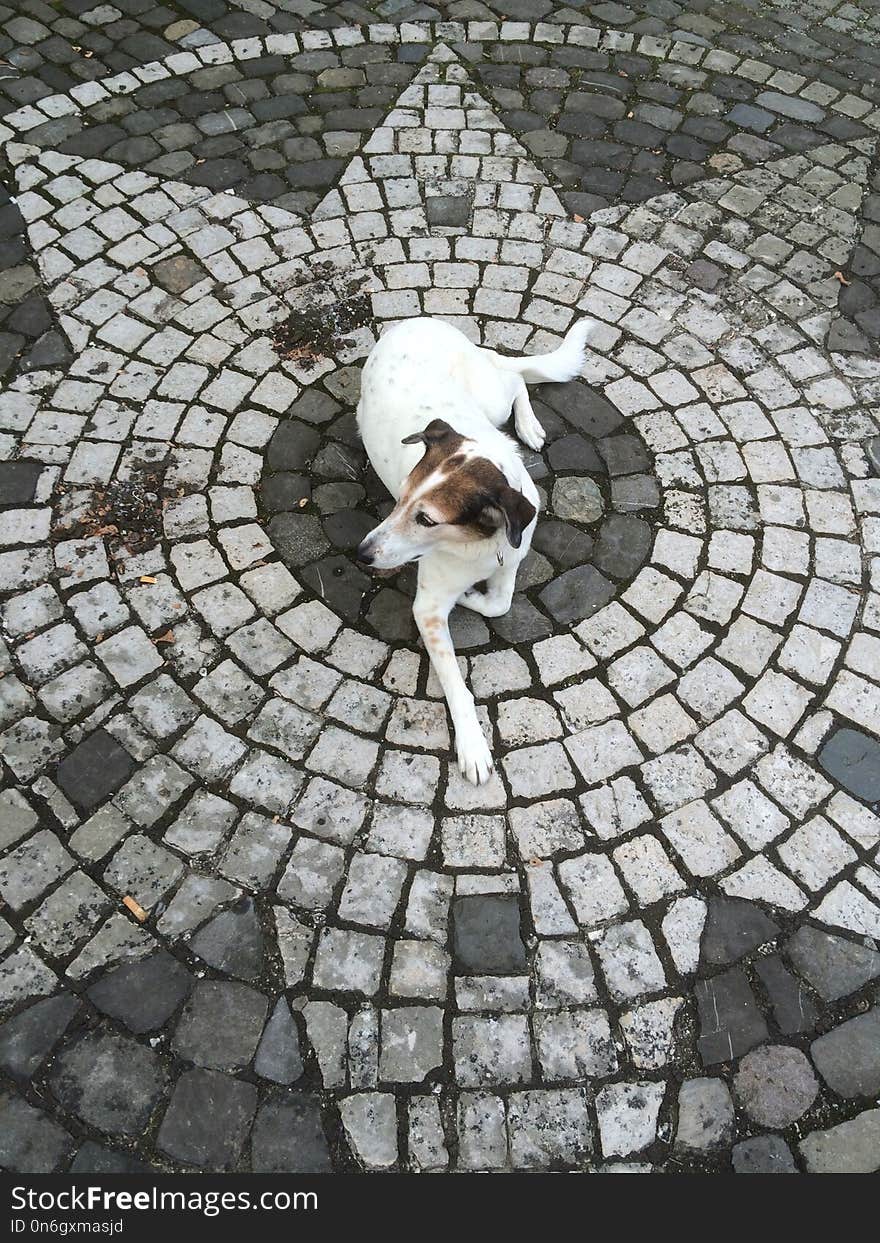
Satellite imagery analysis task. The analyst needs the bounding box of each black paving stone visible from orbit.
[611,473,661,511]
[0,1092,73,1173]
[696,968,769,1065]
[189,898,264,982]
[597,434,651,476]
[539,563,615,624]
[87,950,193,1034]
[453,894,527,975]
[546,433,603,472]
[254,999,303,1086]
[785,926,880,1001]
[49,1029,169,1136]
[701,897,780,967]
[426,195,471,227]
[538,382,623,438]
[490,594,554,642]
[69,1141,153,1174]
[301,554,372,621]
[0,994,81,1084]
[818,727,880,802]
[448,607,491,650]
[532,519,594,569]
[55,729,136,813]
[810,1008,880,1098]
[152,255,207,295]
[157,1068,257,1169]
[366,588,417,643]
[266,421,322,472]
[755,955,819,1035]
[268,511,330,569]
[0,460,41,505]
[260,472,311,513]
[173,981,268,1072]
[591,513,652,580]
[251,1091,331,1173]
[732,1135,798,1174]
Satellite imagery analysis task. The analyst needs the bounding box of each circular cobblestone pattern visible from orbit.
[1,2,880,1178]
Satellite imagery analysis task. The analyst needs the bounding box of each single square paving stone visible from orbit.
[818,727,880,803]
[700,896,780,966]
[734,1044,819,1128]
[453,1015,533,1087]
[49,1029,169,1136]
[312,928,385,996]
[380,1006,444,1084]
[675,1078,734,1151]
[0,1093,73,1173]
[0,994,81,1083]
[0,945,59,1014]
[784,926,880,1001]
[0,789,38,851]
[250,1091,330,1173]
[453,894,527,975]
[595,1081,665,1158]
[696,968,768,1065]
[189,898,264,981]
[87,950,193,1035]
[173,980,268,1072]
[254,999,303,1086]
[0,829,74,912]
[506,1089,592,1169]
[340,1093,398,1170]
[732,1135,798,1174]
[535,941,598,1008]
[0,461,42,504]
[799,1108,880,1174]
[810,1008,880,1098]
[595,920,666,1002]
[104,834,184,910]
[158,1068,257,1170]
[55,728,136,812]
[534,1008,618,1080]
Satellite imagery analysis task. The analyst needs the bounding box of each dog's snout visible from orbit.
[355,540,374,565]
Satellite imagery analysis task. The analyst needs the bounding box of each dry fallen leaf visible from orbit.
[139,574,157,584]
[573,213,585,223]
[154,630,175,644]
[833,271,852,285]
[123,896,148,922]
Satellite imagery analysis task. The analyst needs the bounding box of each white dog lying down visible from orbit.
[355,316,591,785]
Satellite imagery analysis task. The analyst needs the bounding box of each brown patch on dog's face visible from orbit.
[356,418,537,571]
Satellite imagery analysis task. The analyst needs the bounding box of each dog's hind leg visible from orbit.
[414,572,494,785]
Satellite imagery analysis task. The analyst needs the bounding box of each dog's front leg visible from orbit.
[414,581,493,786]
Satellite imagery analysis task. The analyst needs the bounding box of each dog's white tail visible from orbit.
[498,320,591,385]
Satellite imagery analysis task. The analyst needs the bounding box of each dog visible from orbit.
[355,316,591,785]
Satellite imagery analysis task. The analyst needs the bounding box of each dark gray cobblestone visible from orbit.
[1,1,880,1176]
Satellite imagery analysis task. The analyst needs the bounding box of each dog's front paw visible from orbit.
[516,410,546,452]
[456,722,494,786]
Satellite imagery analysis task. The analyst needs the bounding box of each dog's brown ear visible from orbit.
[480,485,536,549]
[401,418,457,448]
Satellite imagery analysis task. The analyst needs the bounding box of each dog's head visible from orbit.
[356,418,536,572]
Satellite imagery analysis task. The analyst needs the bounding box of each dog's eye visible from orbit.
[415,512,437,528]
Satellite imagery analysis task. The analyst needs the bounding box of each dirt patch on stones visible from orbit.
[54,458,168,554]
[271,280,373,371]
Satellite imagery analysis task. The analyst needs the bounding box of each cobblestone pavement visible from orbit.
[1,2,880,1175]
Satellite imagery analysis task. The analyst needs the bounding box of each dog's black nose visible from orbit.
[355,541,374,565]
